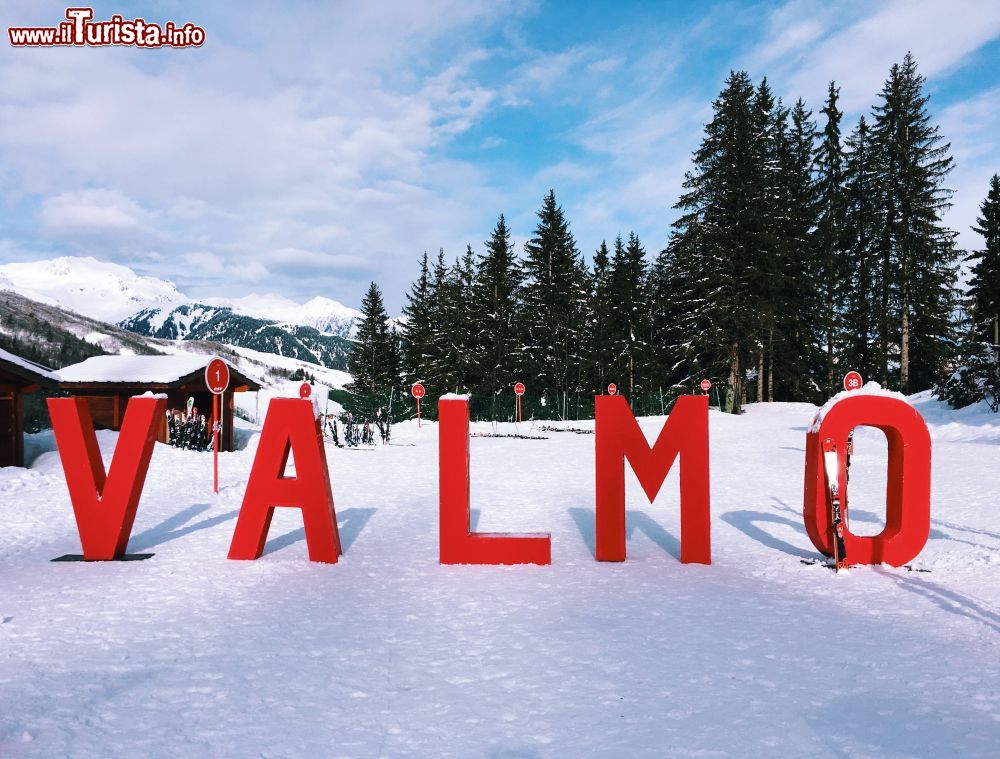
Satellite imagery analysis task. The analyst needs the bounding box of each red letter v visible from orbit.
[48,396,167,560]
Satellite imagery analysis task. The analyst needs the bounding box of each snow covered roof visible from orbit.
[56,354,260,390]
[0,347,58,385]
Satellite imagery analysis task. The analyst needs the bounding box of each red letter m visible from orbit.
[595,395,711,564]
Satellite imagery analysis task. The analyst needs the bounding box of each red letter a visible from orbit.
[48,395,167,560]
[595,395,711,564]
[439,396,550,564]
[228,398,341,563]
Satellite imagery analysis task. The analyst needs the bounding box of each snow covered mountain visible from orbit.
[120,304,352,370]
[0,288,348,406]
[0,256,183,324]
[0,256,361,338]
[0,256,360,370]
[225,294,360,339]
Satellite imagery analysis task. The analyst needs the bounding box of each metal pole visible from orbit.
[213,392,219,493]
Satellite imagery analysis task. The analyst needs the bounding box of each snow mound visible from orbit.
[808,382,909,432]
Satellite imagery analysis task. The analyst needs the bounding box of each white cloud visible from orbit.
[587,56,625,74]
[746,0,1000,109]
[40,189,155,239]
[1,0,998,310]
[0,0,519,308]
[182,251,226,275]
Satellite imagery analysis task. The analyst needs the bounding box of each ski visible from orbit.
[821,438,849,572]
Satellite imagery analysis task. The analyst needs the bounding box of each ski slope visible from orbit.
[0,396,997,757]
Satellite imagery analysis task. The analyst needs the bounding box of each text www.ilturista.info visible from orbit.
[8,8,205,48]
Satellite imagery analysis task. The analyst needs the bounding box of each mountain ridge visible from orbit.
[0,255,361,338]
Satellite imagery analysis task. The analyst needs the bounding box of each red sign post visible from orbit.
[412,382,425,427]
[514,381,525,423]
[299,382,312,399]
[206,359,230,494]
[700,379,712,392]
[843,371,863,392]
[607,383,617,396]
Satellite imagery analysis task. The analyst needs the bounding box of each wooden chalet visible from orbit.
[0,348,58,467]
[56,355,260,452]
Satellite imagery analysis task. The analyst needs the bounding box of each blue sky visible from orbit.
[1,0,999,311]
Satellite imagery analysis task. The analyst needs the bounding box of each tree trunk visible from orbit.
[826,290,834,395]
[767,327,774,402]
[900,265,910,393]
[727,344,739,414]
[757,350,764,404]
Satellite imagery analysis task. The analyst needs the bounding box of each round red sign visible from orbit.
[607,383,617,396]
[205,359,230,395]
[411,382,426,399]
[843,371,863,392]
[700,379,712,392]
[513,382,525,396]
[299,382,312,399]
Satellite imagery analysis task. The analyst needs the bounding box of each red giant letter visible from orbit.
[804,395,931,566]
[595,395,711,563]
[439,396,550,564]
[229,398,341,563]
[48,395,167,560]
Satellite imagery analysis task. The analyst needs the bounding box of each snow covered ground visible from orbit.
[0,395,997,757]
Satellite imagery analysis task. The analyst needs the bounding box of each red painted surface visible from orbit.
[438,397,550,565]
[803,395,931,566]
[595,395,711,564]
[205,358,230,395]
[228,398,341,563]
[48,395,167,560]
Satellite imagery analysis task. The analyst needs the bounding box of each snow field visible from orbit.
[0,396,997,757]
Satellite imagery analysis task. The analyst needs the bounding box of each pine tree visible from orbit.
[346,281,401,425]
[969,174,1000,347]
[519,190,589,417]
[454,245,479,391]
[430,249,477,394]
[472,214,523,400]
[813,82,849,395]
[775,98,822,402]
[423,248,451,390]
[871,53,959,392]
[608,233,651,400]
[671,71,762,413]
[938,175,1000,413]
[400,252,433,383]
[748,89,786,404]
[842,115,882,383]
[590,240,615,392]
